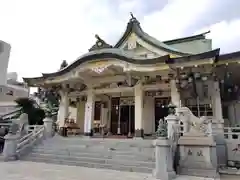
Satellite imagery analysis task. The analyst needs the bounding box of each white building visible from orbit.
[0,40,29,116]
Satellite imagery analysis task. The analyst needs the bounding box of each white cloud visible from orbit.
[0,0,240,82]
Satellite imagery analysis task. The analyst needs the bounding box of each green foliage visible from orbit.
[156,119,168,137]
[15,97,45,125]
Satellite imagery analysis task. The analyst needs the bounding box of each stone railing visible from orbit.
[16,125,44,157]
[2,117,53,161]
[223,126,240,167]
[224,127,240,140]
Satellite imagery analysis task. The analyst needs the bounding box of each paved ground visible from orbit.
[0,161,220,180]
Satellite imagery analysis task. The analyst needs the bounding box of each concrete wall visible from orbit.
[0,41,11,85]
[7,72,18,81]
[0,84,29,102]
[168,39,212,54]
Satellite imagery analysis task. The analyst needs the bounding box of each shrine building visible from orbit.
[23,14,240,138]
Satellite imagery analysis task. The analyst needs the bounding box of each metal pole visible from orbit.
[197,96,200,117]
[117,105,121,135]
[128,105,131,137]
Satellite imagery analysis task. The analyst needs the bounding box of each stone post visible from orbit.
[43,117,53,138]
[176,107,189,134]
[170,80,181,107]
[211,80,226,167]
[165,114,178,139]
[3,133,19,161]
[153,138,176,180]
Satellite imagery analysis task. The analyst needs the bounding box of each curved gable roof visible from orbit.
[114,15,191,56]
[41,48,170,78]
[25,48,219,79]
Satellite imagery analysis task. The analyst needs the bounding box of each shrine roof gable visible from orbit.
[114,14,192,56]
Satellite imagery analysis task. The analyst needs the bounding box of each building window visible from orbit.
[94,101,101,120]
[6,90,13,96]
[185,99,213,116]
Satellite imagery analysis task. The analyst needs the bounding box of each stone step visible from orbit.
[22,156,153,173]
[31,147,155,158]
[43,137,154,148]
[41,142,154,150]
[33,143,155,153]
[26,153,155,168]
[30,149,155,161]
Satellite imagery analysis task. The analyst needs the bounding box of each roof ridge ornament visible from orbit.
[130,12,138,22]
[88,34,112,51]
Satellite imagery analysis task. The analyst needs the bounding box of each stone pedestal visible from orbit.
[178,134,219,178]
[43,117,53,138]
[3,133,19,161]
[211,119,227,167]
[153,138,176,180]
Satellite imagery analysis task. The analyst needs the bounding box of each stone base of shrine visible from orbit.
[134,129,144,138]
[178,135,219,178]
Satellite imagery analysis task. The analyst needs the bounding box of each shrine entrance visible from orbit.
[110,97,119,135]
[110,97,135,136]
[155,97,170,131]
[120,104,135,136]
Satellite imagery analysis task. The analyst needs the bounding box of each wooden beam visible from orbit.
[68,86,134,97]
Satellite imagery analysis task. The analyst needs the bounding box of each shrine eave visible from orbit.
[22,49,220,86]
[22,77,45,87]
[163,31,210,45]
[113,17,191,56]
[168,48,220,64]
[41,51,170,78]
[218,51,240,62]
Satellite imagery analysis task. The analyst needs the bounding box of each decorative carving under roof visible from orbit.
[89,34,112,51]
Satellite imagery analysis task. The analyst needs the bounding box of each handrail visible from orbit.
[16,125,45,156]
[0,108,21,120]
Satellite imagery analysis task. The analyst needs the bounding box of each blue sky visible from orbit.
[1,0,240,81]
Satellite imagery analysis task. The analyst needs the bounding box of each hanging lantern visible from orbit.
[188,77,193,83]
[201,76,208,81]
[194,72,200,79]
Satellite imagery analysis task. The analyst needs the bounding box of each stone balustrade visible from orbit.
[2,118,53,161]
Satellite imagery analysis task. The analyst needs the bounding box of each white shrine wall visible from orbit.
[143,96,155,134]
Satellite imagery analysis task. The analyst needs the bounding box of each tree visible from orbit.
[15,97,45,125]
[60,60,68,69]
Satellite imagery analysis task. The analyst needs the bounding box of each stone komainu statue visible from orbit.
[176,107,211,136]
[10,113,29,136]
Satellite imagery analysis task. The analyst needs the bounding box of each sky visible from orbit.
[1,0,240,81]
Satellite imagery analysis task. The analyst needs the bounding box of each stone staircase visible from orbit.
[21,135,155,173]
